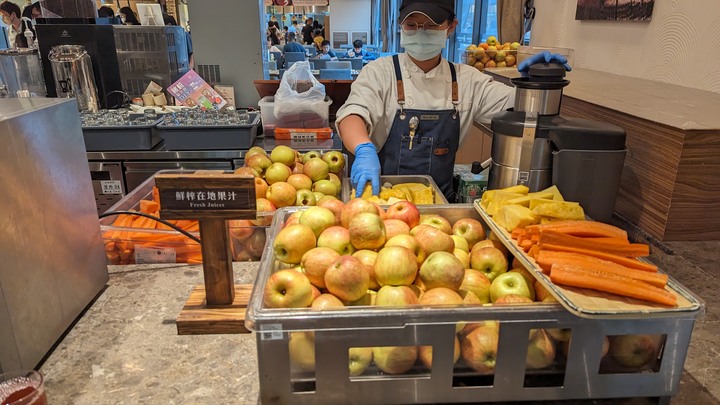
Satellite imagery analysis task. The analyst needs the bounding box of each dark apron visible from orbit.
[377,55,461,201]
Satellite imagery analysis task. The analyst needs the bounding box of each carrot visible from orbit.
[520,239,533,252]
[539,230,650,258]
[539,243,658,272]
[583,237,630,246]
[187,258,203,265]
[527,245,540,259]
[531,220,627,239]
[536,250,668,288]
[549,263,676,307]
[152,186,160,204]
[140,199,160,214]
[511,227,527,239]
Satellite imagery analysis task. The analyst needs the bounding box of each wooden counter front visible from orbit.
[484,68,720,241]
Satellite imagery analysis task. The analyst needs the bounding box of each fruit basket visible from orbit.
[100,172,270,265]
[465,37,520,72]
[246,204,704,404]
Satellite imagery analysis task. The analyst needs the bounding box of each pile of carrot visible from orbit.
[103,187,202,265]
[511,220,675,307]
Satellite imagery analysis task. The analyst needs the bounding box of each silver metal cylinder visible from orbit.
[488,162,552,192]
[490,133,553,170]
[514,88,563,115]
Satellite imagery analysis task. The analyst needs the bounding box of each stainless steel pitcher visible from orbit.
[48,44,99,112]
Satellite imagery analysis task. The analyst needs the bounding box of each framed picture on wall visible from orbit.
[351,31,369,46]
[332,31,350,48]
[576,0,655,21]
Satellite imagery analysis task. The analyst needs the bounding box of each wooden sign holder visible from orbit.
[154,172,256,335]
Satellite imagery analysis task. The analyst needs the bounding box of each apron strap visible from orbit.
[392,55,406,106]
[448,61,459,105]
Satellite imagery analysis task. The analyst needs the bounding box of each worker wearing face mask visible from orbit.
[336,0,570,200]
[0,1,29,48]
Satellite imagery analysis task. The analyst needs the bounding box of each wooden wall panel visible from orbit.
[665,130,720,240]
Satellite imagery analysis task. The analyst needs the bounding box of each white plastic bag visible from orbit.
[274,61,329,128]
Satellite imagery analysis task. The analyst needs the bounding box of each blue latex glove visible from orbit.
[517,51,572,75]
[351,142,381,198]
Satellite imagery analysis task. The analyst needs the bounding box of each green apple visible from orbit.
[245,146,267,160]
[419,251,465,291]
[317,226,355,255]
[526,329,556,370]
[295,189,316,207]
[609,334,662,368]
[419,214,452,234]
[509,267,535,287]
[385,234,426,266]
[313,191,325,202]
[303,157,329,182]
[454,248,470,268]
[352,249,380,290]
[461,324,499,374]
[327,172,342,193]
[348,212,386,250]
[489,271,535,302]
[411,224,454,255]
[374,246,418,287]
[322,151,346,174]
[348,347,374,376]
[263,269,313,308]
[470,246,508,281]
[270,145,297,166]
[373,346,417,375]
[460,269,492,304]
[312,179,338,197]
[452,218,485,249]
[451,235,469,252]
[419,337,460,369]
[287,173,313,191]
[302,150,322,164]
[299,206,337,237]
[244,153,272,177]
[289,331,316,372]
[272,223,317,264]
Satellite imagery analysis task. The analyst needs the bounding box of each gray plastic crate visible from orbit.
[82,122,161,151]
[158,112,260,151]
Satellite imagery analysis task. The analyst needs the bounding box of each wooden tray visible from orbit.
[474,200,704,319]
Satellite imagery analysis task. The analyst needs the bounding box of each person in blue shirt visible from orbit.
[283,32,305,54]
[343,39,376,61]
[315,40,338,61]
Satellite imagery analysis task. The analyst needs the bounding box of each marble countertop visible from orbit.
[40,263,261,404]
[38,240,720,404]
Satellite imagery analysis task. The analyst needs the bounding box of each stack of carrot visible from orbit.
[511,220,676,307]
[103,187,202,265]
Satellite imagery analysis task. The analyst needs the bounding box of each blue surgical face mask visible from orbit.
[401,29,448,61]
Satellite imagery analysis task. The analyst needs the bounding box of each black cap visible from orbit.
[399,0,455,24]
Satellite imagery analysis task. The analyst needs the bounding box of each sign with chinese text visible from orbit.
[167,69,227,110]
[154,173,256,220]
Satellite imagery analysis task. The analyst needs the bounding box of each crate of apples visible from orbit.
[229,145,346,261]
[466,36,520,72]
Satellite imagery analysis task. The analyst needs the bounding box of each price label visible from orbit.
[259,324,284,340]
[135,247,177,264]
[100,180,123,195]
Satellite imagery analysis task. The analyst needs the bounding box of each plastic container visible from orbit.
[517,46,575,68]
[100,172,272,265]
[246,205,704,405]
[272,96,332,130]
[552,148,627,222]
[258,96,279,137]
[82,123,161,151]
[157,112,260,150]
[341,175,448,204]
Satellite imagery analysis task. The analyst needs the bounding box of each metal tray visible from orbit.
[340,174,448,204]
[474,200,704,319]
[245,204,704,404]
[157,112,260,150]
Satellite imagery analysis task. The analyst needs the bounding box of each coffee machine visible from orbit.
[488,63,627,221]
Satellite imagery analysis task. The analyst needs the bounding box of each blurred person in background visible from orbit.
[283,32,305,54]
[22,2,41,20]
[314,40,338,61]
[97,6,115,18]
[312,28,324,51]
[1,1,29,48]
[301,17,314,44]
[119,7,140,25]
[344,39,376,61]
